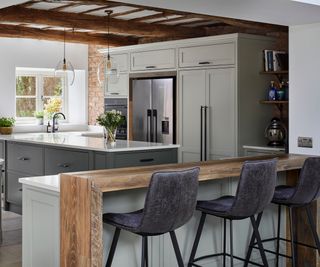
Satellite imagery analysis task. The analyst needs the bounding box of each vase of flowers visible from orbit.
[97,110,124,144]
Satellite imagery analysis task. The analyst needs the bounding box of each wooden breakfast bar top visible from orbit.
[59,154,311,267]
[63,154,309,193]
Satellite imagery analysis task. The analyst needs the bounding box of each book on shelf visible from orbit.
[263,50,288,72]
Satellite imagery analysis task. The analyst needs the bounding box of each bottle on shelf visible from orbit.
[268,81,277,101]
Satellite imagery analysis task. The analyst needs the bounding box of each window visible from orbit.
[15,68,68,123]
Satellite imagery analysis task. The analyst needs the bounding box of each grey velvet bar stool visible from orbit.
[188,159,277,267]
[245,157,320,267]
[103,167,200,267]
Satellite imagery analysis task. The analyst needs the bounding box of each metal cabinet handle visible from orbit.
[57,163,70,168]
[140,158,154,163]
[17,157,29,161]
[145,66,156,69]
[110,92,119,95]
[19,188,23,192]
[198,61,211,65]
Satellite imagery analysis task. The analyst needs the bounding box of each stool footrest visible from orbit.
[190,252,264,267]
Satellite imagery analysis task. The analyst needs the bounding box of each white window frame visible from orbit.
[15,68,68,124]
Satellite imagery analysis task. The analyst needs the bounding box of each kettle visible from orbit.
[265,117,287,146]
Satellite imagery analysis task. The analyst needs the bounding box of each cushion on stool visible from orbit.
[103,209,144,232]
[197,195,235,215]
[272,185,296,202]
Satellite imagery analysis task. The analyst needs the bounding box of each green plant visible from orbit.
[0,117,15,127]
[34,111,44,119]
[96,110,124,132]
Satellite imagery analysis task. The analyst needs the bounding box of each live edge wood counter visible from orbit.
[60,154,310,267]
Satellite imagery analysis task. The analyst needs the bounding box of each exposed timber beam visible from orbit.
[0,24,138,46]
[0,6,205,38]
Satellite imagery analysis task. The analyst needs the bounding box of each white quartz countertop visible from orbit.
[243,145,285,151]
[0,132,179,152]
[19,175,60,192]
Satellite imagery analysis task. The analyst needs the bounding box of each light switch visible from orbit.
[298,137,313,148]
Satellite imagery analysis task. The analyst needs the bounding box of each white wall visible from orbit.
[289,22,320,154]
[0,38,88,125]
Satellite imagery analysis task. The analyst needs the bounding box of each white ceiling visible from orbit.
[122,0,320,26]
[0,0,27,9]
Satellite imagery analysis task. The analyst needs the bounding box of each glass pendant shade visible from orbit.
[97,54,120,93]
[55,58,75,86]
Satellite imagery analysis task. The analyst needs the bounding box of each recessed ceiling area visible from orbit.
[122,0,320,26]
[0,0,289,46]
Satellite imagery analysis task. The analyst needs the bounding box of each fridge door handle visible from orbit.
[204,106,208,161]
[153,109,158,143]
[200,106,204,161]
[147,109,152,142]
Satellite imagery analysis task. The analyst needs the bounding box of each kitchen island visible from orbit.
[19,154,315,267]
[0,133,178,213]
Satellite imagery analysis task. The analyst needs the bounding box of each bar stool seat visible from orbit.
[197,195,235,216]
[104,210,144,233]
[103,167,200,267]
[273,185,296,203]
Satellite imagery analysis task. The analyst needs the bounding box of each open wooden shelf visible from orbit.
[260,100,288,104]
[260,71,288,75]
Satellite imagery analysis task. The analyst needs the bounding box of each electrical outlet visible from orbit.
[298,137,313,148]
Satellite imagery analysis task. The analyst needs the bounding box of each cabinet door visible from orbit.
[206,68,236,160]
[131,49,176,71]
[44,148,89,175]
[105,73,129,97]
[179,42,235,68]
[7,171,29,205]
[179,70,206,163]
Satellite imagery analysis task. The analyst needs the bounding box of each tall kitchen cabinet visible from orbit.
[178,35,275,162]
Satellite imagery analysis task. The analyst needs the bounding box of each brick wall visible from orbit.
[88,45,106,125]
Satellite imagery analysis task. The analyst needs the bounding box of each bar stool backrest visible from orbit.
[229,159,277,219]
[138,167,200,234]
[290,157,320,205]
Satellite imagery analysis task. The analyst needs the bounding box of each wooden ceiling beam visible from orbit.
[111,7,144,18]
[0,23,138,46]
[0,6,205,38]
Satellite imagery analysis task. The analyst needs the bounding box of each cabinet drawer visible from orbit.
[131,49,176,71]
[113,149,177,168]
[105,73,129,96]
[7,143,44,175]
[179,43,235,68]
[7,171,28,205]
[45,148,89,175]
[111,53,129,72]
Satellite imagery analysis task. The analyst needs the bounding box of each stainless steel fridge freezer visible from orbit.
[131,77,175,144]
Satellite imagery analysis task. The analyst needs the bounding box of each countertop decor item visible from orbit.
[0,117,15,135]
[97,110,124,144]
[264,117,287,146]
[34,111,44,125]
[55,29,75,86]
[97,10,120,93]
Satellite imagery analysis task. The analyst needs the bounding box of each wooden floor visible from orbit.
[0,210,22,267]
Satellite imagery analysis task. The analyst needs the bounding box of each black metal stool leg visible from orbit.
[106,228,121,267]
[288,207,296,267]
[250,215,269,267]
[170,231,184,267]
[244,212,263,267]
[306,205,320,256]
[188,213,207,267]
[223,218,226,267]
[230,220,234,267]
[141,236,147,267]
[276,205,282,267]
[144,236,149,267]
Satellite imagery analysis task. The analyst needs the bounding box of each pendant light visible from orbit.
[97,10,120,93]
[55,29,75,86]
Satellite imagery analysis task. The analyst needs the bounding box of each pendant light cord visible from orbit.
[63,29,66,63]
[106,10,112,60]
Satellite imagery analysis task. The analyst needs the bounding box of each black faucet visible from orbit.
[52,112,66,133]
